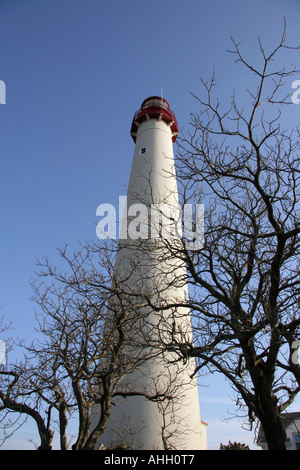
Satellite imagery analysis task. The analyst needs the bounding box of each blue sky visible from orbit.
[0,0,300,450]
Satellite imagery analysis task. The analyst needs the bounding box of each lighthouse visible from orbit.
[95,97,207,450]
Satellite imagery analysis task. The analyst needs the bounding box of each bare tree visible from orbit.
[129,23,300,451]
[0,241,175,450]
[164,24,300,450]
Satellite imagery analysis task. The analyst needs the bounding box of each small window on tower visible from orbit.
[140,146,147,155]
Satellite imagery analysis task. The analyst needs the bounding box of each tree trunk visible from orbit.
[242,334,287,450]
[59,403,68,450]
[256,386,286,450]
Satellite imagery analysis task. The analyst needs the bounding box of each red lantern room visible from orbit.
[130,96,179,143]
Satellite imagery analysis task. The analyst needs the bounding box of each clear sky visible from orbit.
[0,0,299,450]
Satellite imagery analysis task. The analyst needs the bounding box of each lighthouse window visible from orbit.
[140,146,147,155]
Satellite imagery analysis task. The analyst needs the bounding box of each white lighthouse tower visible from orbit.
[97,96,207,450]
